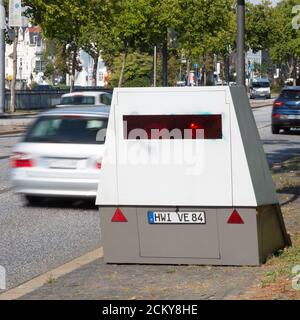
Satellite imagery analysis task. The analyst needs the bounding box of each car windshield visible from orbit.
[24,116,108,144]
[61,96,95,105]
[280,90,300,100]
[252,82,270,88]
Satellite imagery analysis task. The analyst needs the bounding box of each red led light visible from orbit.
[189,123,201,129]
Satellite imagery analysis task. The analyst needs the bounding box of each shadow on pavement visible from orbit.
[24,197,98,210]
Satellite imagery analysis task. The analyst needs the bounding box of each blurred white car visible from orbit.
[10,106,109,204]
[57,91,112,107]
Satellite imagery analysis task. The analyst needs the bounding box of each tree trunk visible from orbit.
[287,56,294,82]
[293,57,297,86]
[70,46,77,93]
[224,55,230,84]
[162,32,168,87]
[118,52,127,88]
[202,54,207,86]
[92,53,99,87]
[10,27,19,113]
[186,59,190,86]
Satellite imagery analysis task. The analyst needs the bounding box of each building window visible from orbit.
[35,60,47,72]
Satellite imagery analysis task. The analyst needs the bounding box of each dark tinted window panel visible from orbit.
[24,116,108,144]
[280,90,300,100]
[123,115,222,140]
[61,96,95,105]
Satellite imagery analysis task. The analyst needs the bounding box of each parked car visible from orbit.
[57,91,112,107]
[10,106,109,204]
[250,78,271,99]
[272,86,300,134]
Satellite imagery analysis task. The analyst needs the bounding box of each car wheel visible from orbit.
[272,125,280,134]
[283,127,290,133]
[24,195,43,206]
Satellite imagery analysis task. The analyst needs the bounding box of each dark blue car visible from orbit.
[272,86,300,134]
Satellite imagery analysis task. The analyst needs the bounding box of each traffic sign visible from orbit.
[9,0,22,27]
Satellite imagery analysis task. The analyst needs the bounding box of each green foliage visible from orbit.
[269,0,300,66]
[253,61,273,77]
[24,0,85,45]
[109,52,153,87]
[22,0,300,86]
[44,62,55,78]
[246,0,281,52]
[177,0,236,59]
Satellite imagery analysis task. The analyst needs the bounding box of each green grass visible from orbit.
[262,236,300,286]
[46,275,57,285]
[261,156,300,287]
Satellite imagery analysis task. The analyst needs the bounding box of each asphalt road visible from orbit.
[253,106,300,164]
[0,135,101,290]
[1,105,300,292]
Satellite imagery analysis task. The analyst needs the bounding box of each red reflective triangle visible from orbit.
[227,210,244,224]
[111,208,128,223]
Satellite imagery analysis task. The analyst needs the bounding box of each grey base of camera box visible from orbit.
[99,204,290,266]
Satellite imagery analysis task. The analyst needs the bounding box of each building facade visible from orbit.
[5,26,108,89]
[5,26,46,89]
[67,50,109,88]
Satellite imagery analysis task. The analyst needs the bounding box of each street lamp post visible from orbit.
[236,0,245,86]
[0,0,5,114]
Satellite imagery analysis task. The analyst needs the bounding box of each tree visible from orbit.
[10,27,19,113]
[109,52,153,87]
[269,0,300,84]
[25,0,87,91]
[79,0,114,86]
[176,0,236,85]
[246,0,280,52]
[90,0,181,87]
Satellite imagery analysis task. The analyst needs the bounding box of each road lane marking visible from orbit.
[0,247,103,300]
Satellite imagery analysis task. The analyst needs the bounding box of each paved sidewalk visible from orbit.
[19,258,263,300]
[250,98,274,108]
[0,114,37,136]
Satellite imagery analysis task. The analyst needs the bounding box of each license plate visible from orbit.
[148,211,206,224]
[48,159,78,169]
[288,115,300,120]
